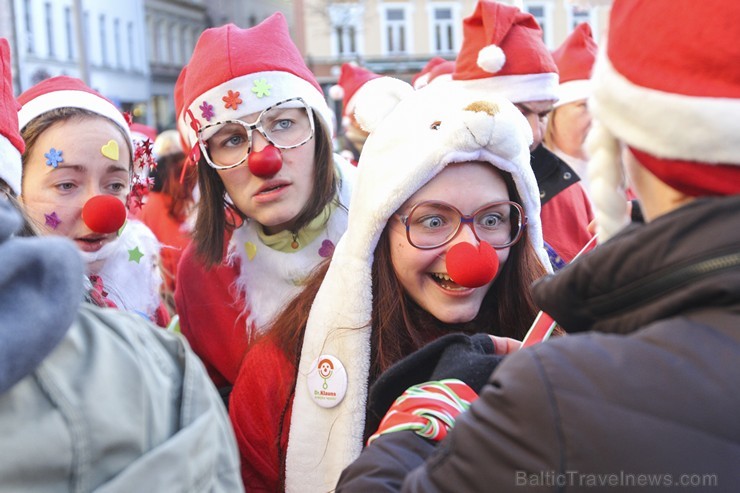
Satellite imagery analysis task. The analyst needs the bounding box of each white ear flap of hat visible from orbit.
[477,44,506,74]
[353,77,414,133]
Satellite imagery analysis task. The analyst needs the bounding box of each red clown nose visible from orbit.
[446,241,499,288]
[248,145,282,177]
[82,195,127,234]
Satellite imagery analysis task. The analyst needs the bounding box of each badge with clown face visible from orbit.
[307,354,347,408]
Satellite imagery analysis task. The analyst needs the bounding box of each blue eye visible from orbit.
[419,215,446,229]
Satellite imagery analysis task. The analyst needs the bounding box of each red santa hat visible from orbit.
[0,38,24,195]
[450,0,559,104]
[182,13,333,148]
[17,76,131,143]
[411,56,448,89]
[173,65,189,152]
[329,63,381,116]
[552,22,597,108]
[130,123,157,144]
[427,60,456,85]
[587,0,740,241]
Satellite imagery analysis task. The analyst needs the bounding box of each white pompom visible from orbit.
[329,84,344,101]
[353,77,414,133]
[477,44,506,74]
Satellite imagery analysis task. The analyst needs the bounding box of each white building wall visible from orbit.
[11,0,150,109]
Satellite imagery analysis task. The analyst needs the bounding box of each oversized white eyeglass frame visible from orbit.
[197,96,315,170]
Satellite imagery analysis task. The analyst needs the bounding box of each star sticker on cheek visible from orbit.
[44,212,62,229]
[44,148,63,168]
[128,246,144,263]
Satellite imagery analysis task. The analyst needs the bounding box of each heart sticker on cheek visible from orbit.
[446,242,499,288]
[101,140,119,161]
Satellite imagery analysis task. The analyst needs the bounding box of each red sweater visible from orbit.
[175,240,249,388]
[230,338,295,492]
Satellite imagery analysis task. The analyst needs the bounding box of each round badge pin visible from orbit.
[307,354,347,408]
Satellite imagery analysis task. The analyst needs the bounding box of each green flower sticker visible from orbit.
[251,78,272,98]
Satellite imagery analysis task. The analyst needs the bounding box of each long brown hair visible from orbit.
[192,111,337,266]
[264,169,546,377]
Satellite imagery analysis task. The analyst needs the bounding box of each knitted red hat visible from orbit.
[451,0,558,103]
[17,76,131,142]
[329,63,381,117]
[182,13,333,147]
[411,56,447,89]
[0,38,24,195]
[552,23,597,108]
[589,0,740,199]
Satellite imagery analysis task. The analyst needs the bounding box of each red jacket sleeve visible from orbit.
[230,339,296,492]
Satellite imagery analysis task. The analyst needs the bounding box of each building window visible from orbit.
[430,5,458,54]
[128,21,135,70]
[380,4,412,56]
[24,0,34,54]
[64,7,74,60]
[523,1,553,48]
[170,23,180,66]
[157,21,168,63]
[114,19,122,68]
[45,2,54,57]
[99,15,107,66]
[329,4,363,58]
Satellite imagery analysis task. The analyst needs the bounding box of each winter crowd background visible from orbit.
[0,0,738,491]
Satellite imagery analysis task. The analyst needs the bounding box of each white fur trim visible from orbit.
[82,219,165,320]
[429,73,453,85]
[350,77,414,133]
[554,79,591,108]
[286,91,550,492]
[413,72,432,90]
[477,44,506,74]
[184,71,333,148]
[228,154,355,335]
[585,119,629,242]
[590,50,740,165]
[328,84,344,101]
[0,135,21,195]
[18,89,131,142]
[442,72,559,104]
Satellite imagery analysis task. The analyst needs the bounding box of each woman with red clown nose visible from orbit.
[16,76,169,326]
[175,14,373,398]
[229,76,552,490]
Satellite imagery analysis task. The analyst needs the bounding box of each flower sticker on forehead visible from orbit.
[44,148,63,168]
[223,90,242,110]
[101,140,119,161]
[251,78,272,98]
[200,101,215,122]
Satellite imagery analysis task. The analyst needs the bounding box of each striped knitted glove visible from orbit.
[367,379,477,445]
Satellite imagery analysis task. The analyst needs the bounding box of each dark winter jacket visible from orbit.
[336,195,740,492]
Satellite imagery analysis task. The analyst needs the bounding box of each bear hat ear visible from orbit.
[353,77,414,133]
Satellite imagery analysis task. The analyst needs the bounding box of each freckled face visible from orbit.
[389,162,512,324]
[21,117,131,253]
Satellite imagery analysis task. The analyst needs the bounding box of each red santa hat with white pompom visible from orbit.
[451,0,559,104]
